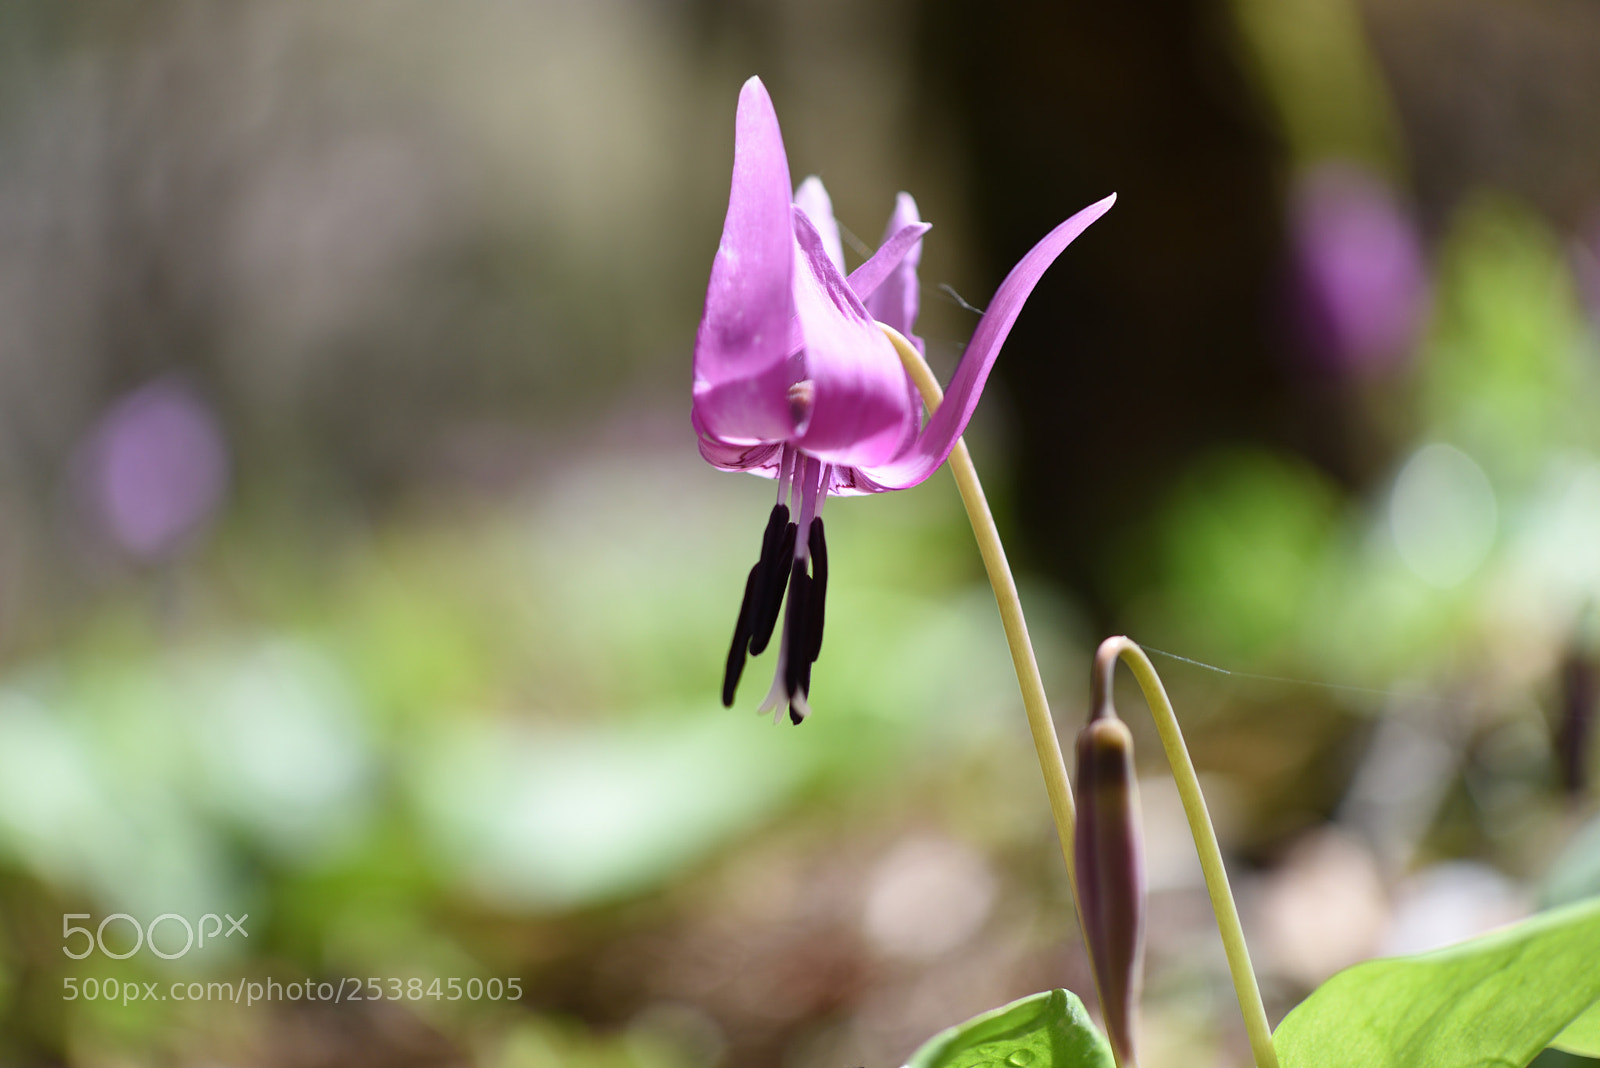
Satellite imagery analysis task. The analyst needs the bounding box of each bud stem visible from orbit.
[1096,636,1280,1068]
[882,323,1278,1068]
[888,324,1148,1068]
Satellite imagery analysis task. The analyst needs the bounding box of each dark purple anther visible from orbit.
[722,503,793,706]
[805,517,827,664]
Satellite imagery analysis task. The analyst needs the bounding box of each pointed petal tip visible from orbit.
[848,219,931,301]
[882,192,925,244]
[1064,192,1117,234]
[735,77,779,133]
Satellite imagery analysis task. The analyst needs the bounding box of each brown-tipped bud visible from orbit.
[1075,707,1145,1067]
[1558,647,1597,799]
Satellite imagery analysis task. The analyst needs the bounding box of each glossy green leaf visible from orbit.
[1553,1002,1600,1058]
[904,989,1114,1068]
[1276,897,1600,1068]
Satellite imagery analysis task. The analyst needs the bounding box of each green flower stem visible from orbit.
[879,326,1083,913]
[1096,636,1279,1068]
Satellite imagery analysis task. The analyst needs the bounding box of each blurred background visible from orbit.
[0,0,1598,1064]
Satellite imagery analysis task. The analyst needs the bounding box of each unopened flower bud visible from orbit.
[1558,648,1596,798]
[1558,621,1599,799]
[1076,651,1146,1067]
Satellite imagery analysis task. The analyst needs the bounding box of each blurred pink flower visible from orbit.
[1290,164,1429,375]
[84,378,228,561]
[696,76,1113,722]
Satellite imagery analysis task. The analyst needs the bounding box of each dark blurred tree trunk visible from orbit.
[917,0,1287,622]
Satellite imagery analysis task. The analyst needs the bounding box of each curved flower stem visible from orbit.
[878,326,1083,915]
[1096,636,1279,1068]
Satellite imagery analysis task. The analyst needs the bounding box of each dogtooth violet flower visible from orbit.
[695,76,1114,724]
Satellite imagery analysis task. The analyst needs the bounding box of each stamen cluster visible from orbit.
[723,451,829,723]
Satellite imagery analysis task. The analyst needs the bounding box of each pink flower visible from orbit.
[1290,164,1429,375]
[696,77,1113,723]
[83,378,229,561]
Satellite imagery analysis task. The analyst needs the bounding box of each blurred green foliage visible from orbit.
[1139,196,1600,696]
[0,450,1081,1062]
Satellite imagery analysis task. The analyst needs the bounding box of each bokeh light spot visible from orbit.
[1389,443,1498,588]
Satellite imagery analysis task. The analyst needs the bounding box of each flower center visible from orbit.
[786,378,815,426]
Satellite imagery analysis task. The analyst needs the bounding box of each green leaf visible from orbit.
[1553,1002,1600,1058]
[904,989,1114,1068]
[1275,897,1600,1068]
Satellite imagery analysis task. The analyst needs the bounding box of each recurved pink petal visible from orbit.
[854,193,1116,490]
[851,211,932,468]
[789,208,917,468]
[863,192,926,349]
[847,219,930,308]
[861,196,929,468]
[692,77,803,445]
[794,176,846,273]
